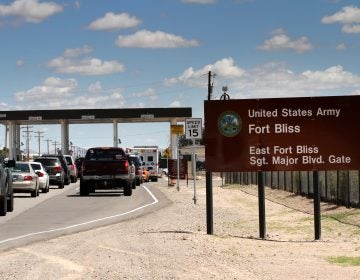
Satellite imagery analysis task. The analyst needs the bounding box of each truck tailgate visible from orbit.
[83,160,128,175]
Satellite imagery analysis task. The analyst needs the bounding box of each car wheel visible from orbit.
[0,194,7,216]
[7,189,14,212]
[80,180,90,196]
[132,180,136,189]
[31,189,37,197]
[65,177,70,185]
[124,181,132,196]
[136,177,141,186]
[58,180,64,189]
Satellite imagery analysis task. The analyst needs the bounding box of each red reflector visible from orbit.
[54,166,62,172]
[24,175,33,181]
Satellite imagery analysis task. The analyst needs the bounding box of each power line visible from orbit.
[44,138,52,154]
[21,125,33,160]
[34,130,44,156]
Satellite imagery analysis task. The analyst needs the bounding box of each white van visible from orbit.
[129,146,159,182]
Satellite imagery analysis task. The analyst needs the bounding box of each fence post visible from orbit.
[347,171,350,208]
[314,171,321,240]
[258,171,266,239]
[336,170,340,205]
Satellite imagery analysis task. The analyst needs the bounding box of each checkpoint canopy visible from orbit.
[1,107,192,159]
[204,95,360,172]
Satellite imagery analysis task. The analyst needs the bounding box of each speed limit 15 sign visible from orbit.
[185,118,202,139]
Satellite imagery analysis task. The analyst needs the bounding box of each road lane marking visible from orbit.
[0,185,158,245]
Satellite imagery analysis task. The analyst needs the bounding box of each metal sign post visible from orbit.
[192,142,197,204]
[177,135,180,191]
[185,118,202,204]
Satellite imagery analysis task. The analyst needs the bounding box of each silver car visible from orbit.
[30,162,50,193]
[64,155,78,183]
[11,162,39,197]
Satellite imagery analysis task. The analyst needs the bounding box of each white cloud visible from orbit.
[336,43,347,50]
[322,6,360,34]
[16,59,24,66]
[74,0,80,9]
[0,102,8,110]
[322,6,360,24]
[302,65,360,87]
[0,0,63,23]
[232,64,360,98]
[181,0,216,4]
[12,77,127,109]
[169,100,181,107]
[88,81,102,93]
[48,46,125,75]
[132,88,158,101]
[63,45,92,57]
[88,12,141,31]
[164,57,245,87]
[14,77,77,101]
[258,29,313,53]
[166,58,360,99]
[116,30,200,48]
[342,24,360,33]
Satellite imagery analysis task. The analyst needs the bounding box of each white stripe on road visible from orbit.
[0,185,158,245]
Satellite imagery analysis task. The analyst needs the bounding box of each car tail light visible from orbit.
[71,164,75,170]
[24,175,33,181]
[37,172,44,177]
[54,166,62,172]
[124,160,129,172]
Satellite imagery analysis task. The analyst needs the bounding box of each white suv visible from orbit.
[64,155,78,183]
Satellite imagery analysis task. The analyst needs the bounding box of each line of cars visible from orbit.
[1,148,157,216]
[75,152,151,192]
[0,154,78,216]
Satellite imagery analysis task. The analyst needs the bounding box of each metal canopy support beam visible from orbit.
[8,122,17,160]
[61,119,69,155]
[170,119,177,160]
[113,120,118,147]
[16,124,20,160]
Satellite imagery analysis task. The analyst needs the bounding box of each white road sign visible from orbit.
[185,118,202,139]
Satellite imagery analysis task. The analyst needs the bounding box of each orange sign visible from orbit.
[171,124,184,135]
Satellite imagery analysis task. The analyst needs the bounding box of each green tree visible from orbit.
[0,147,9,158]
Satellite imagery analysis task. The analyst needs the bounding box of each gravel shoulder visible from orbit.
[1,176,360,279]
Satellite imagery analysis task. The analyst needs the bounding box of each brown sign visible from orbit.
[168,159,187,179]
[205,95,360,172]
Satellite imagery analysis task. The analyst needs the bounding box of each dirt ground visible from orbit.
[1,176,360,279]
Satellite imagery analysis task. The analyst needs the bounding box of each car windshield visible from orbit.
[128,156,142,166]
[30,163,41,171]
[65,156,73,164]
[35,158,58,166]
[11,163,30,173]
[86,149,125,160]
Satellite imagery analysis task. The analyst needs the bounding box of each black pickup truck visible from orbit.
[80,147,135,196]
[0,157,15,216]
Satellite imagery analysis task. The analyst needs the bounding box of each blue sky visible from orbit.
[1,0,360,154]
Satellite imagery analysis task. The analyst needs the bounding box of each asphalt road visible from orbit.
[0,181,166,252]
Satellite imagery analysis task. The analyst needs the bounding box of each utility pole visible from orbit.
[206,70,214,235]
[52,140,60,154]
[44,139,52,154]
[21,125,33,160]
[34,130,44,157]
